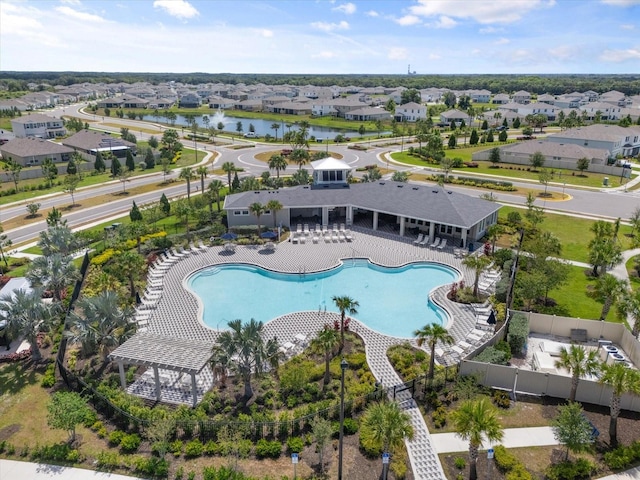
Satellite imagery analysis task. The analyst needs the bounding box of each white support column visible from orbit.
[428,222,435,243]
[118,361,126,389]
[322,207,329,227]
[153,366,162,402]
[373,211,379,231]
[191,372,198,408]
[399,217,406,237]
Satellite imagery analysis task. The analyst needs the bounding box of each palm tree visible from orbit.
[599,362,640,446]
[554,345,600,402]
[208,179,224,212]
[113,250,146,299]
[266,199,283,228]
[26,253,79,302]
[268,154,288,179]
[360,401,414,480]
[66,291,135,362]
[592,274,627,321]
[414,323,454,385]
[311,325,340,386]
[179,167,195,201]
[0,288,58,362]
[462,254,492,298]
[270,122,280,141]
[196,166,208,193]
[451,398,504,480]
[222,161,236,190]
[215,318,267,399]
[249,202,265,235]
[332,295,359,350]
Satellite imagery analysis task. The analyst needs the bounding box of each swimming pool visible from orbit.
[187,260,459,338]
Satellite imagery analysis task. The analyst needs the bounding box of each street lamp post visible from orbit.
[338,358,348,480]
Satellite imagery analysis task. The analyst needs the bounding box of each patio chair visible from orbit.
[413,233,424,245]
[437,238,447,250]
[429,237,441,248]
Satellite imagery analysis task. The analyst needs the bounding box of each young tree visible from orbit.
[129,200,143,222]
[599,362,640,446]
[530,151,545,171]
[576,157,590,175]
[554,345,600,402]
[63,174,80,206]
[552,402,595,460]
[47,391,93,444]
[488,147,501,167]
[159,193,170,216]
[451,398,504,480]
[414,323,454,385]
[360,402,414,480]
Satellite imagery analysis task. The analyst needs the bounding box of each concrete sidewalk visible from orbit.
[431,426,558,453]
[0,459,147,479]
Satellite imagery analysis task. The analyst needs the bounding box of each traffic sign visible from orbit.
[382,452,390,464]
[291,453,299,464]
[487,448,494,459]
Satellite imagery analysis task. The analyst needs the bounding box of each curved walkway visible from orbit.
[140,230,481,480]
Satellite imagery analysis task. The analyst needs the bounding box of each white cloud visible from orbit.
[366,10,379,17]
[601,0,640,5]
[600,47,640,62]
[311,20,349,32]
[388,47,408,60]
[153,0,199,19]
[432,16,457,28]
[332,3,356,15]
[395,15,421,26]
[495,37,510,45]
[409,0,548,24]
[312,51,336,59]
[54,6,106,23]
[621,24,635,30]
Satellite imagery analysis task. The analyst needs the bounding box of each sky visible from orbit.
[1,0,639,75]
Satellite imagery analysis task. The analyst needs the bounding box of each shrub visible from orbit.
[492,390,511,409]
[507,313,529,355]
[545,459,595,480]
[286,437,304,454]
[119,433,141,453]
[343,418,359,435]
[454,457,466,469]
[255,439,281,459]
[184,439,204,458]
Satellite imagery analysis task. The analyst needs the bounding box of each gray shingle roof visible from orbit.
[224,182,500,229]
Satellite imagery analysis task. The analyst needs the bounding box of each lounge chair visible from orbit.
[413,233,424,245]
[437,238,447,250]
[429,237,441,248]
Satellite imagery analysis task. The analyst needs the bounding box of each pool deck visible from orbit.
[137,227,490,480]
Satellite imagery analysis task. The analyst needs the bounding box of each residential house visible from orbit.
[395,102,427,122]
[10,114,66,139]
[512,90,531,104]
[0,137,74,167]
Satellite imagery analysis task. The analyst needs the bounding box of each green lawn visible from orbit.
[498,206,633,264]
[391,146,627,188]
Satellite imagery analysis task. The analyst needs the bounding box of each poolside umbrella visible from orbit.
[260,231,277,239]
[220,232,238,241]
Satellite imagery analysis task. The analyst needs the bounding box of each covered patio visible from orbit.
[109,332,215,407]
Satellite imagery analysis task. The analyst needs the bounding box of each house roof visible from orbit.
[0,137,74,157]
[224,182,500,229]
[62,130,136,151]
[10,113,61,124]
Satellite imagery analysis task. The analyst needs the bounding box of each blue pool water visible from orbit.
[187,260,458,338]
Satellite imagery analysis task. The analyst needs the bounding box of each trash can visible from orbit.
[603,177,609,186]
